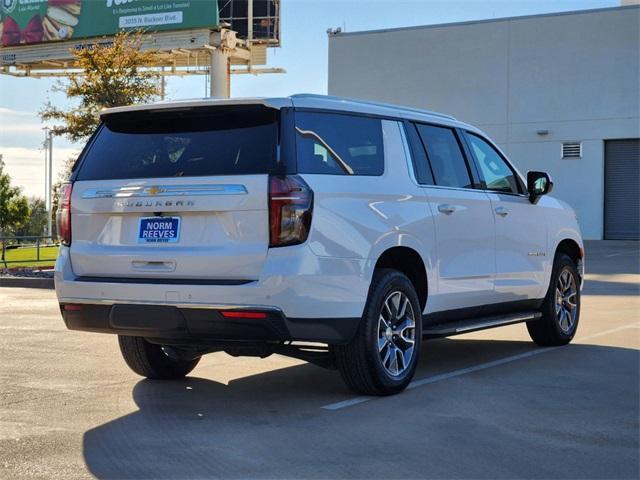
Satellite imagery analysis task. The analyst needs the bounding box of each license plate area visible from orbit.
[138,216,181,244]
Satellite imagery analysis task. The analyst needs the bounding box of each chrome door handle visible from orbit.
[495,206,509,217]
[438,204,457,215]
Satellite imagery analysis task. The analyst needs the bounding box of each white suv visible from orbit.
[55,94,584,395]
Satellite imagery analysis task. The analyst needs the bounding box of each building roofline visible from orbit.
[330,5,639,39]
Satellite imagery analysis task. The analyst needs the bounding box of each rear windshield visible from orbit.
[75,106,279,180]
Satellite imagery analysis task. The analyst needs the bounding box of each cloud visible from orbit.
[2,145,79,163]
[1,124,44,134]
[0,107,48,142]
[2,146,46,162]
[0,109,83,156]
[0,107,34,117]
[1,146,81,199]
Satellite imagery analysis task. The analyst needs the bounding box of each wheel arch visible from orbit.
[373,246,428,312]
[555,238,583,265]
[554,237,585,288]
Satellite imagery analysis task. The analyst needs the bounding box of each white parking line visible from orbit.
[605,251,638,257]
[321,322,640,411]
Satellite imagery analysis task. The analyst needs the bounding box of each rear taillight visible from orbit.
[269,175,313,247]
[62,304,83,311]
[221,310,268,319]
[56,183,72,246]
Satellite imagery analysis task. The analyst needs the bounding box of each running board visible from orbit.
[422,311,542,338]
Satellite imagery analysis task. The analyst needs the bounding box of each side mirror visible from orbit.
[527,171,554,204]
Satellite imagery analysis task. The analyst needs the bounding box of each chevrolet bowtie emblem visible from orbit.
[147,186,164,195]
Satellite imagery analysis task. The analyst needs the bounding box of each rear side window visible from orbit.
[76,106,279,180]
[415,124,472,189]
[295,111,384,176]
[404,122,435,185]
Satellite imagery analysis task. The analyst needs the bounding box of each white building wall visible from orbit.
[328,6,640,239]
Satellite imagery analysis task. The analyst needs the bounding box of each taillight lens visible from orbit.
[269,175,313,247]
[221,310,268,319]
[56,183,72,246]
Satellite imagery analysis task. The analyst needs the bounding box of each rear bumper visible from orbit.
[55,243,370,319]
[55,243,367,344]
[60,302,360,344]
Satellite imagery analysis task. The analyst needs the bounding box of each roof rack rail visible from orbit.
[290,93,456,121]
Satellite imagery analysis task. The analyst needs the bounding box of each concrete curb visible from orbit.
[0,276,54,289]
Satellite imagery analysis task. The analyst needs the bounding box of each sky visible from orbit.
[0,0,618,199]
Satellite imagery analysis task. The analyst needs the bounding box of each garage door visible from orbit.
[604,139,639,240]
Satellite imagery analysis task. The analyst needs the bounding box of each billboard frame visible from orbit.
[0,0,282,84]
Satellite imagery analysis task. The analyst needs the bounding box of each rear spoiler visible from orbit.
[100,97,292,118]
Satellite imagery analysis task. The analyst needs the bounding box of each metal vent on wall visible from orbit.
[562,142,582,159]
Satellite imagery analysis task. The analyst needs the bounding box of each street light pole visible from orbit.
[46,129,53,237]
[48,130,53,237]
[43,128,49,236]
[43,128,48,200]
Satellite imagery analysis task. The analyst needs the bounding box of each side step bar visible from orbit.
[422,311,542,338]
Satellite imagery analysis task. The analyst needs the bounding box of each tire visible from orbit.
[527,253,581,346]
[334,269,423,395]
[118,335,200,379]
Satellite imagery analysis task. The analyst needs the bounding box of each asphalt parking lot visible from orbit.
[0,241,638,479]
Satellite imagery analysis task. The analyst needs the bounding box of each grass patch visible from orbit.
[2,245,59,268]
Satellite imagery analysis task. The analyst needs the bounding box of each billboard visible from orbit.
[0,0,220,47]
[219,0,279,45]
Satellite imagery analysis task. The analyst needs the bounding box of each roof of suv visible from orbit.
[100,93,467,129]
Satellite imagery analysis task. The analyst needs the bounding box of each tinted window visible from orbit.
[295,112,384,175]
[467,133,520,194]
[76,106,279,180]
[416,124,472,189]
[404,123,435,185]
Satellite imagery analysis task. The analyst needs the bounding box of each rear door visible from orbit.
[462,131,548,300]
[69,105,284,281]
[406,122,496,312]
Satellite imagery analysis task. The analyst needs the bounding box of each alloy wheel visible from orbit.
[555,267,578,333]
[377,291,416,376]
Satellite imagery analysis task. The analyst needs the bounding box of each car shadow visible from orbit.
[82,337,640,479]
[582,279,640,296]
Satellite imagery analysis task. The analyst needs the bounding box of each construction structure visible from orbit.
[0,0,283,98]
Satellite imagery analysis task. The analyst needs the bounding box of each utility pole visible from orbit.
[45,129,53,238]
[43,127,50,237]
[160,66,166,100]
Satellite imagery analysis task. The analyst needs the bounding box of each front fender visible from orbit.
[544,197,584,253]
[541,196,585,287]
